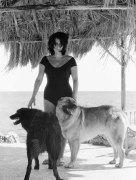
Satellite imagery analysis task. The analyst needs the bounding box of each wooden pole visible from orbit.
[0,4,133,13]
[121,38,126,111]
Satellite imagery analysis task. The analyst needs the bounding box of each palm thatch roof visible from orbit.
[0,0,135,69]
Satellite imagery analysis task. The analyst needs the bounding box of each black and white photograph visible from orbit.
[0,1,136,180]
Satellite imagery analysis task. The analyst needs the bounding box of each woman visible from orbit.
[28,32,78,165]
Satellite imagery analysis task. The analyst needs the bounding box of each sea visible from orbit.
[0,91,136,143]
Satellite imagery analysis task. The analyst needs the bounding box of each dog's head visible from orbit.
[56,97,77,115]
[56,97,78,125]
[10,108,39,131]
[56,97,81,133]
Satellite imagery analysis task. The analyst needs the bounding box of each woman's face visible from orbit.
[54,38,63,53]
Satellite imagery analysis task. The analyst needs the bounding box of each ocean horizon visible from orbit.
[0,91,136,143]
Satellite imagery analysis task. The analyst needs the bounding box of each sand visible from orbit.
[0,143,136,180]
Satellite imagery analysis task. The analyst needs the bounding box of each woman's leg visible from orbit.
[43,99,66,166]
[42,100,55,165]
[44,99,56,113]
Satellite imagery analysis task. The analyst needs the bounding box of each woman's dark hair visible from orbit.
[48,32,69,55]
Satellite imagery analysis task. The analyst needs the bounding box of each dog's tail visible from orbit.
[31,139,40,158]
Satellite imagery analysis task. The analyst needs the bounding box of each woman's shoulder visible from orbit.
[65,55,74,60]
[65,55,77,67]
[63,55,75,64]
[40,56,49,65]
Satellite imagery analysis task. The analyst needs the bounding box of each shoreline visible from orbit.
[0,142,26,148]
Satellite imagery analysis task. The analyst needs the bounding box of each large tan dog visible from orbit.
[56,97,128,169]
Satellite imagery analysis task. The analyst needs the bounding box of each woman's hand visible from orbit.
[27,97,36,108]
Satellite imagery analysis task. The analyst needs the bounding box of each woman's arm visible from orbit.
[71,66,78,101]
[28,64,45,108]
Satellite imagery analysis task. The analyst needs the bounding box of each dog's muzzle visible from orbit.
[10,114,21,125]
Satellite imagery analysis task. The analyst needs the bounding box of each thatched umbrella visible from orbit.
[0,0,136,110]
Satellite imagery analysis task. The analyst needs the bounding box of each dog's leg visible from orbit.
[109,135,125,168]
[24,148,32,180]
[65,139,80,168]
[52,160,63,180]
[58,135,66,161]
[109,141,118,164]
[24,160,32,180]
[109,147,118,164]
[34,157,39,170]
[115,126,126,168]
[49,153,63,180]
[106,136,118,164]
[115,144,125,168]
[124,129,129,156]
[48,154,53,169]
[30,139,40,170]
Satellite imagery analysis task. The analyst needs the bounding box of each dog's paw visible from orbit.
[115,163,123,168]
[57,161,64,167]
[109,159,116,164]
[48,166,53,169]
[34,165,39,170]
[64,162,74,168]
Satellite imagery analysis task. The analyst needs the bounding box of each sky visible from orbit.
[0,45,136,92]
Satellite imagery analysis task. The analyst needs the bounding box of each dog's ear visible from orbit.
[67,99,77,109]
[62,100,77,115]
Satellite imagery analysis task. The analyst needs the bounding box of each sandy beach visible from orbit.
[0,143,136,180]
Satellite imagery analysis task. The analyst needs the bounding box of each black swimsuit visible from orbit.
[40,56,77,106]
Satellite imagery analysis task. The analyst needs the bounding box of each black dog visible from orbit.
[10,108,63,180]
